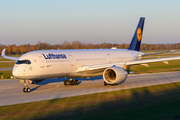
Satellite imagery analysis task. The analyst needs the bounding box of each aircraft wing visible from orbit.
[77,56,180,72]
[1,49,19,61]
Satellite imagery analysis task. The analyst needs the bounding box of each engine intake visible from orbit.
[103,67,127,84]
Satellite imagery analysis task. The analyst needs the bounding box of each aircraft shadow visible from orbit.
[37,76,103,85]
[30,76,103,92]
[30,85,42,92]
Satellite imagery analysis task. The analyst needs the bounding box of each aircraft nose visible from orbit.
[12,66,19,77]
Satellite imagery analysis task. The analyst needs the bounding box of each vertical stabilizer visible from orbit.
[128,17,145,51]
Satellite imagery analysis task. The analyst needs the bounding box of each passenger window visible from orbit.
[16,60,31,65]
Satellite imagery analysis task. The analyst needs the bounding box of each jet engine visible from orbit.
[103,66,127,85]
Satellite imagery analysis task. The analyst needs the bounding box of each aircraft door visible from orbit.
[69,55,74,66]
[107,54,111,63]
[38,56,45,68]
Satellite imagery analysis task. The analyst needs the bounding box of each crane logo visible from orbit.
[137,28,142,41]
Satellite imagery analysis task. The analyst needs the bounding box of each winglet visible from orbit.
[1,48,19,61]
[1,48,7,58]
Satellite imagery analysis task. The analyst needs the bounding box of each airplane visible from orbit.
[2,17,180,93]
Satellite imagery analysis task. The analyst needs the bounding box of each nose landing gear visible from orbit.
[23,80,30,93]
[23,87,30,93]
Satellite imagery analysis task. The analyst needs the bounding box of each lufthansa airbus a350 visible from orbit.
[2,17,180,93]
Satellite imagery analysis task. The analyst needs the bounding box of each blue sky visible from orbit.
[0,0,179,45]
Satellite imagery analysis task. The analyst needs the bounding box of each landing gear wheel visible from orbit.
[23,87,30,93]
[23,80,30,93]
[23,88,26,93]
[27,87,30,92]
[64,80,68,86]
[104,81,108,86]
[75,80,79,85]
[70,80,75,85]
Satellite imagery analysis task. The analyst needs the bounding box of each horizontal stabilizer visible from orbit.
[140,50,178,57]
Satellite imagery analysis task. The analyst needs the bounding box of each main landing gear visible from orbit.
[104,81,108,86]
[23,80,30,93]
[104,81,117,86]
[64,78,79,86]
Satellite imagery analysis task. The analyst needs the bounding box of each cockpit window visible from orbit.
[16,60,31,65]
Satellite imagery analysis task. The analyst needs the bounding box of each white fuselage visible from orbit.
[12,49,141,80]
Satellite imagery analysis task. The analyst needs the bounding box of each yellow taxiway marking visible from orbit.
[33,85,59,93]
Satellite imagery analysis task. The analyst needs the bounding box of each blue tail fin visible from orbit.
[128,17,145,51]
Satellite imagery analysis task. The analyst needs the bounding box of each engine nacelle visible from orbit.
[103,67,127,85]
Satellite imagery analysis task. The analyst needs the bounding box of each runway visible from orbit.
[1,71,180,106]
[0,68,13,71]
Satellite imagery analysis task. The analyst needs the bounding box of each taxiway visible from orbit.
[0,67,13,71]
[0,71,180,106]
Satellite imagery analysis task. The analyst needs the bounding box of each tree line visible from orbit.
[0,41,180,55]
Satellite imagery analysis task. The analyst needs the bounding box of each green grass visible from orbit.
[0,71,13,79]
[0,62,14,68]
[0,59,15,61]
[1,82,180,120]
[0,55,21,57]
